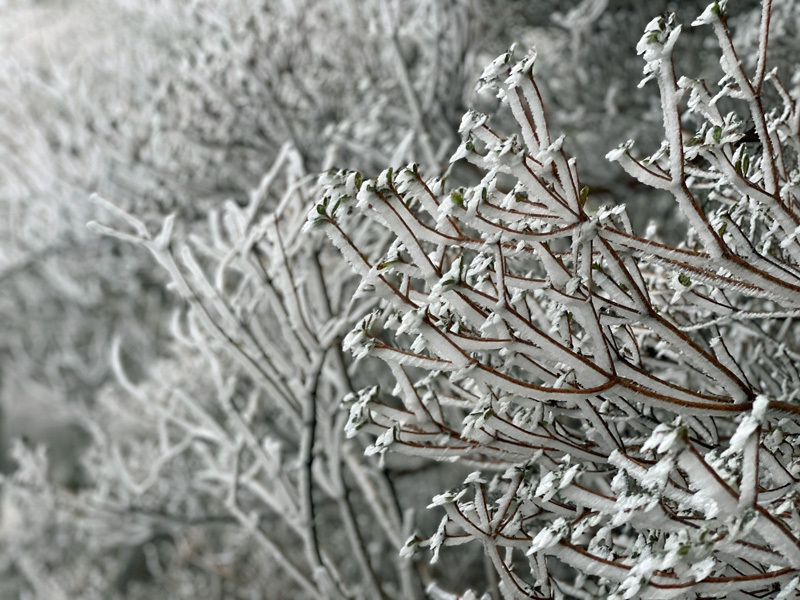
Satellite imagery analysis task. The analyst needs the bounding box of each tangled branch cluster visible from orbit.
[312,2,800,598]
[2,1,478,596]
[72,147,425,598]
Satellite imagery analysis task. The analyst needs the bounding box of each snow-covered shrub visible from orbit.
[2,0,481,596]
[0,0,479,409]
[314,2,800,597]
[4,147,421,597]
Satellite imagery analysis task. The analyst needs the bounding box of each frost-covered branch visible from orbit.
[315,3,800,597]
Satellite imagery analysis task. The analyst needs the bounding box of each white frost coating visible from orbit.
[376,167,394,190]
[559,464,579,489]
[399,534,418,559]
[638,456,675,493]
[751,394,770,421]
[641,418,685,454]
[410,334,427,354]
[428,488,468,509]
[366,425,398,456]
[636,15,682,87]
[345,171,361,196]
[393,166,417,195]
[428,515,449,564]
[464,471,485,485]
[343,386,380,439]
[779,224,800,250]
[505,48,536,87]
[428,257,463,302]
[535,471,558,501]
[396,308,426,337]
[688,557,715,581]
[776,577,799,600]
[605,139,635,162]
[459,110,489,137]
[527,518,568,555]
[478,49,513,88]
[722,395,769,457]
[534,134,565,166]
[342,326,375,363]
[692,2,727,27]
[355,185,379,212]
